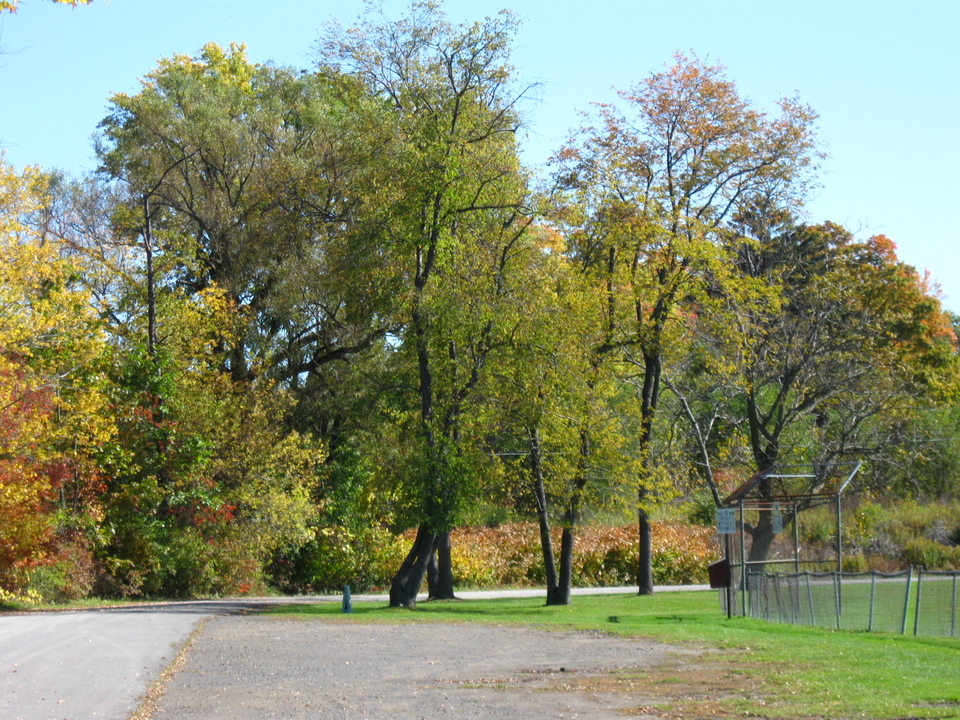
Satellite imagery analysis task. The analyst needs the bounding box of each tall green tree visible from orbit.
[666,222,960,562]
[551,53,820,593]
[94,48,402,583]
[477,224,637,605]
[96,42,395,395]
[89,46,380,595]
[317,1,533,607]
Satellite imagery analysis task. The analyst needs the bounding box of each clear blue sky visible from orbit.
[2,0,958,312]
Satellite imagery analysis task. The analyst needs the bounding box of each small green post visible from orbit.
[342,584,352,614]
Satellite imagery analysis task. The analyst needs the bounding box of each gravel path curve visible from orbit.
[151,616,680,719]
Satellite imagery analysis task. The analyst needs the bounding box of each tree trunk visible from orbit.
[551,480,583,607]
[530,428,563,606]
[745,482,785,574]
[426,542,439,597]
[541,531,561,606]
[142,195,157,361]
[389,525,437,608]
[747,512,776,567]
[638,502,654,595]
[637,351,661,596]
[428,531,456,600]
[745,473,776,572]
[554,526,574,606]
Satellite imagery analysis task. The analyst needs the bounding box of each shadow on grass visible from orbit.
[263,591,728,635]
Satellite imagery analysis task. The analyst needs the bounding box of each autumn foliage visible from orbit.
[0,364,56,593]
[0,159,107,601]
[446,523,719,589]
[269,522,719,594]
[2,6,959,605]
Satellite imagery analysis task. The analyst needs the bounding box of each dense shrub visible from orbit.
[268,521,719,593]
[798,510,836,545]
[446,522,719,588]
[25,536,97,603]
[902,537,960,570]
[444,523,542,587]
[30,500,960,598]
[0,525,98,605]
[270,526,407,594]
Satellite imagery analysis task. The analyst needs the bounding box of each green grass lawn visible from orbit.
[268,590,960,719]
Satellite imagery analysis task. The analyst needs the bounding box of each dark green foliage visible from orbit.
[685,492,718,526]
[269,526,406,594]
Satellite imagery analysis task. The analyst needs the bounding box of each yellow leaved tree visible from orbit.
[0,156,110,601]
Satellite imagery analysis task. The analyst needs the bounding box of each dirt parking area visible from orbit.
[142,615,731,720]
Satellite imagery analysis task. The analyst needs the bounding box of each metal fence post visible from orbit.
[806,572,815,626]
[789,574,798,626]
[952,574,958,638]
[914,568,923,636]
[901,566,913,635]
[834,572,842,630]
[740,499,748,618]
[836,496,843,573]
[868,570,877,632]
[774,575,783,624]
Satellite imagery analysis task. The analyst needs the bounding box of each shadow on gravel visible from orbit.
[88,599,293,615]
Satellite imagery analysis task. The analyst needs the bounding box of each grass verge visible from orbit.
[266,590,960,719]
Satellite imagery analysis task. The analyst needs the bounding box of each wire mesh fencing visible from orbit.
[746,570,912,633]
[725,568,960,637]
[915,569,960,638]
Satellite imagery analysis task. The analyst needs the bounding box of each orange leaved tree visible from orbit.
[550,53,820,593]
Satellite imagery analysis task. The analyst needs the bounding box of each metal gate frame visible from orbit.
[721,462,862,617]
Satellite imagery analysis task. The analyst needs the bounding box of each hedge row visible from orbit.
[273,522,720,594]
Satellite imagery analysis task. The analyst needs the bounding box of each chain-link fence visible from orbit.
[915,569,960,638]
[722,568,960,638]
[746,570,912,633]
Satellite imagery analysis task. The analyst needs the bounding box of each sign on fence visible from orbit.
[772,501,783,534]
[717,507,736,535]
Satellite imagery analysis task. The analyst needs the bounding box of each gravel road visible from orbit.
[2,589,707,720]
[151,615,678,720]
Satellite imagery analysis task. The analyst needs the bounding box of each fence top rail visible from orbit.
[917,569,960,578]
[742,558,844,568]
[747,569,913,581]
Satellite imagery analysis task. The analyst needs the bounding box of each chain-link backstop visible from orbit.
[724,567,960,638]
